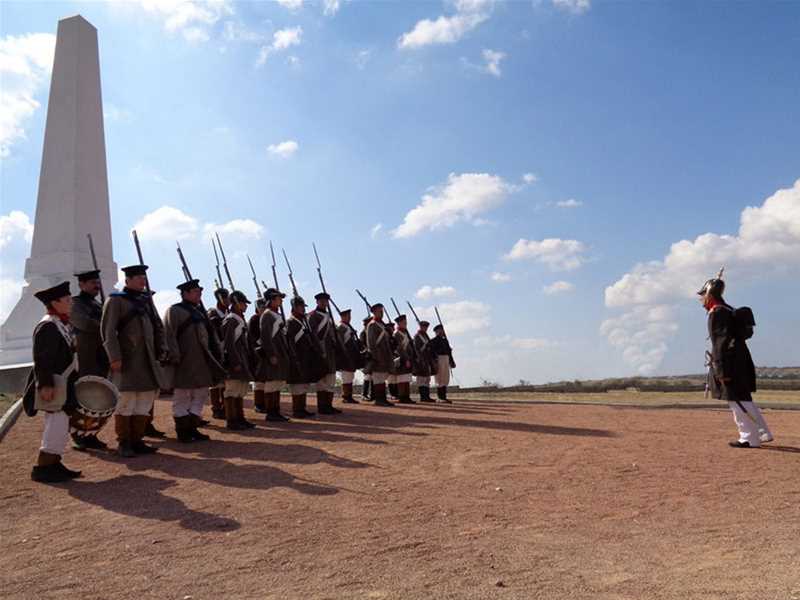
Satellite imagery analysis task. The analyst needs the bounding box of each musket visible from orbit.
[355,289,390,325]
[176,241,208,312]
[282,248,300,298]
[269,242,287,321]
[215,233,235,291]
[211,238,224,290]
[246,254,263,300]
[311,242,348,353]
[406,301,422,327]
[132,230,168,361]
[214,278,221,290]
[390,297,402,319]
[86,234,105,303]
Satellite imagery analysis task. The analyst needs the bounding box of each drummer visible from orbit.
[69,269,111,451]
[25,282,83,483]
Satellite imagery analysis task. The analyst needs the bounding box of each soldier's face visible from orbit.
[373,307,384,321]
[127,275,147,292]
[293,304,306,317]
[342,313,351,324]
[79,279,101,296]
[317,298,329,310]
[420,325,429,334]
[50,295,73,316]
[184,288,202,304]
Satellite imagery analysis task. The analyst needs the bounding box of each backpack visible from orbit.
[733,306,756,340]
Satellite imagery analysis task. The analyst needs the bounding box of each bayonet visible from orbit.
[86,233,105,303]
[215,233,235,291]
[247,254,263,299]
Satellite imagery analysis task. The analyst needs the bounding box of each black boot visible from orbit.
[189,414,211,441]
[253,389,267,413]
[143,421,167,439]
[438,387,452,404]
[327,391,342,414]
[237,397,257,429]
[210,387,225,419]
[174,415,195,443]
[292,394,315,418]
[342,383,359,404]
[373,384,394,407]
[388,383,399,399]
[31,453,72,483]
[225,397,246,430]
[317,391,336,415]
[362,380,371,401]
[266,392,291,422]
[419,386,434,403]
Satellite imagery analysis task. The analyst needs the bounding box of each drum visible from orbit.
[69,375,119,436]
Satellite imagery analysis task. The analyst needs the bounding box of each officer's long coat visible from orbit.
[71,292,109,377]
[286,315,327,384]
[393,329,415,376]
[222,312,254,382]
[164,301,225,389]
[366,319,393,373]
[707,303,757,402]
[412,331,436,377]
[336,323,363,373]
[256,309,290,382]
[307,308,337,374]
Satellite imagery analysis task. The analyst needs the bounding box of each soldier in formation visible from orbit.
[307,292,341,415]
[207,287,230,420]
[366,303,394,407]
[249,298,268,414]
[429,324,455,404]
[256,288,291,422]
[337,309,362,404]
[222,290,256,430]
[412,320,436,403]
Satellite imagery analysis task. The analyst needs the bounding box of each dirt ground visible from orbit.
[1,393,799,600]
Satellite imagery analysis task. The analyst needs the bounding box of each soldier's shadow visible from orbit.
[168,438,375,469]
[93,451,340,496]
[67,474,240,532]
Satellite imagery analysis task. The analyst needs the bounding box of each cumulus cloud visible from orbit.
[556,198,583,208]
[522,173,538,184]
[136,0,234,43]
[552,0,591,15]
[133,206,264,243]
[267,139,299,158]
[355,49,371,70]
[370,223,383,239]
[276,0,303,10]
[257,26,302,66]
[474,335,554,350]
[416,285,457,300]
[543,280,574,295]
[393,172,514,238]
[504,238,587,271]
[490,272,511,283]
[398,0,494,49]
[602,178,800,373]
[152,289,182,318]
[323,0,341,16]
[0,210,34,250]
[0,32,56,158]
[415,300,490,335]
[600,305,677,375]
[481,48,505,77]
[0,211,34,322]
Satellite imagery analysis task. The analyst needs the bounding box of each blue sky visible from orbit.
[1,0,798,385]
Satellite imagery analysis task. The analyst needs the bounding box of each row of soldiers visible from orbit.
[26,265,456,483]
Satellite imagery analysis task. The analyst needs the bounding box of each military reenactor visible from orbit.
[257,288,291,422]
[286,296,327,418]
[412,320,436,402]
[699,272,772,448]
[337,309,362,404]
[101,264,168,457]
[249,298,268,414]
[392,315,416,404]
[207,287,230,420]
[360,315,372,401]
[163,279,225,442]
[429,324,455,404]
[24,282,82,483]
[366,304,394,406]
[307,292,341,415]
[385,320,399,400]
[69,269,111,450]
[221,290,256,430]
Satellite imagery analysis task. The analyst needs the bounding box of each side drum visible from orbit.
[69,375,119,436]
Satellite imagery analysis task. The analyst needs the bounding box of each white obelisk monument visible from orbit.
[0,15,117,366]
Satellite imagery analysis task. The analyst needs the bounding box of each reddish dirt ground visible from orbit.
[1,395,799,600]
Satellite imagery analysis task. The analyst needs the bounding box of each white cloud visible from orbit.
[133,206,264,243]
[416,300,491,335]
[416,285,457,300]
[136,0,234,43]
[504,238,587,271]
[0,210,34,322]
[0,210,34,250]
[323,0,341,16]
[355,49,371,70]
[276,0,304,10]
[393,172,514,238]
[481,48,505,77]
[543,280,574,295]
[556,198,583,208]
[600,305,677,375]
[0,32,56,158]
[370,223,383,239]
[603,178,800,373]
[398,0,494,49]
[474,334,554,350]
[257,26,302,66]
[267,139,299,158]
[552,0,591,15]
[222,20,265,43]
[522,173,538,184]
[490,272,511,283]
[103,103,133,123]
[152,289,182,318]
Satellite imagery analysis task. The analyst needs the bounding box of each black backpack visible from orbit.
[733,306,756,340]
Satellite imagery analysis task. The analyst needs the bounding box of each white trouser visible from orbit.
[416,375,431,387]
[314,372,336,393]
[116,390,158,416]
[172,387,208,417]
[396,373,412,383]
[371,371,388,385]
[289,383,310,395]
[340,371,355,384]
[253,381,265,391]
[224,379,250,398]
[41,411,69,456]
[263,380,285,393]
[728,401,764,447]
[435,356,451,387]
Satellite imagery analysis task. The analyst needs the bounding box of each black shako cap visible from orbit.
[75,269,100,282]
[121,264,148,277]
[177,279,202,292]
[35,281,71,305]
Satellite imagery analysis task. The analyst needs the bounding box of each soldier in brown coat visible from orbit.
[257,288,291,422]
[412,320,436,402]
[222,291,255,430]
[359,316,372,401]
[69,269,111,450]
[249,298,268,414]
[163,279,225,442]
[207,287,230,420]
[366,304,394,407]
[286,296,327,418]
[101,264,168,457]
[307,292,341,415]
[337,309,363,404]
[392,315,416,404]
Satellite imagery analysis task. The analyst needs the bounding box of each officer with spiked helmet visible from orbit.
[699,268,771,448]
